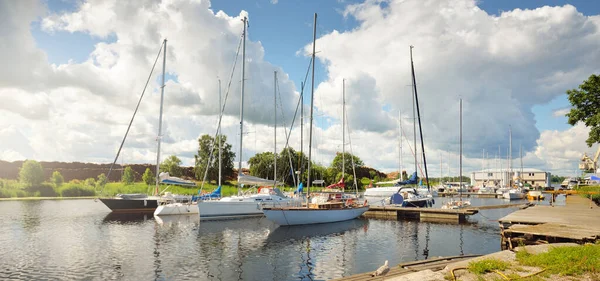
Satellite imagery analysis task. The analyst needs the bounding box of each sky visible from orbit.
[1,0,600,177]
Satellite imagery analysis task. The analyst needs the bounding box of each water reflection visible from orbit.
[266,219,368,244]
[102,212,152,224]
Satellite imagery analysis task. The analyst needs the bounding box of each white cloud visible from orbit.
[552,108,570,118]
[270,0,279,4]
[0,0,599,180]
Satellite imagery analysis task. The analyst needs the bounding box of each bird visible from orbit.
[371,260,390,277]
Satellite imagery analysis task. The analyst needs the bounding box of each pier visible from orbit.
[363,206,478,223]
[499,195,600,249]
[331,255,480,281]
[438,191,502,198]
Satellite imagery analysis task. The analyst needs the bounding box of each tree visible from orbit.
[19,160,44,187]
[51,171,64,187]
[247,147,308,186]
[329,152,364,180]
[97,173,107,189]
[566,74,600,147]
[248,152,275,181]
[194,134,235,182]
[122,166,134,185]
[160,155,182,177]
[142,168,155,186]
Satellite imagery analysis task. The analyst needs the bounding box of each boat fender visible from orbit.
[432,199,435,205]
[144,200,147,207]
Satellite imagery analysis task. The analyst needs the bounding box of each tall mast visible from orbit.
[459,98,462,201]
[342,79,345,187]
[411,69,417,174]
[155,39,167,195]
[237,17,247,196]
[509,126,512,187]
[274,71,277,186]
[520,144,523,184]
[300,81,304,187]
[410,46,430,191]
[399,110,403,180]
[307,13,317,198]
[218,79,222,189]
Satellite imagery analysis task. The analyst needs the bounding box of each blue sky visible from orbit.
[35,0,597,133]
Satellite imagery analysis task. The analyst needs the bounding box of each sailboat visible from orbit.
[501,127,526,200]
[362,46,433,208]
[262,14,369,226]
[196,23,300,219]
[441,99,471,209]
[99,39,170,213]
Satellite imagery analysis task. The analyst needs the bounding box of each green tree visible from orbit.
[84,178,96,187]
[51,171,64,187]
[248,151,275,181]
[194,134,235,182]
[160,155,182,177]
[246,147,308,186]
[19,160,44,187]
[122,166,134,185]
[142,168,155,185]
[97,173,107,189]
[566,74,600,146]
[329,152,364,180]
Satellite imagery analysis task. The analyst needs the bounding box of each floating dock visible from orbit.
[438,192,502,198]
[363,206,478,223]
[499,195,600,249]
[331,254,480,281]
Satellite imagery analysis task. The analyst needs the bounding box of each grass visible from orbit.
[468,259,510,275]
[516,244,600,276]
[575,185,600,204]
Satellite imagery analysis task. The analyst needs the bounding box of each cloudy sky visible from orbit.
[1,0,599,177]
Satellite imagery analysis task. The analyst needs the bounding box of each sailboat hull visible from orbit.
[262,206,369,226]
[197,201,264,219]
[154,202,199,216]
[99,198,158,212]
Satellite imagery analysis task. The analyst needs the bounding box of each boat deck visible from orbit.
[363,206,478,223]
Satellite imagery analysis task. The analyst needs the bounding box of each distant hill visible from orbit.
[0,160,195,182]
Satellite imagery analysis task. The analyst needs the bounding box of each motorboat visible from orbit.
[503,188,525,200]
[441,199,471,209]
[526,190,545,200]
[99,193,160,213]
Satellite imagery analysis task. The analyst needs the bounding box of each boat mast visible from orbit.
[218,79,222,189]
[509,126,512,187]
[307,13,317,199]
[300,81,304,188]
[410,46,430,191]
[520,144,523,185]
[411,69,417,175]
[155,39,167,196]
[399,110,403,180]
[274,71,278,186]
[342,78,345,189]
[238,17,247,196]
[459,98,462,201]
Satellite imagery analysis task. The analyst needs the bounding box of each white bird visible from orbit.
[371,260,390,277]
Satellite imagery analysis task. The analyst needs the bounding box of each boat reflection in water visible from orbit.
[102,212,153,224]
[265,218,369,244]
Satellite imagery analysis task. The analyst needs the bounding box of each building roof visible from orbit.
[472,168,548,173]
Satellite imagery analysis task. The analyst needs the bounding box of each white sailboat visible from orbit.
[197,27,300,219]
[501,127,525,200]
[262,14,369,226]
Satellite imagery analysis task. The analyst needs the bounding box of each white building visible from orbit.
[470,168,551,188]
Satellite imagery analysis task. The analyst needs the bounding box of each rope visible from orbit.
[99,40,165,197]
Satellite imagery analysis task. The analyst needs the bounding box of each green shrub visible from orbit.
[122,166,134,185]
[19,160,45,187]
[26,183,58,197]
[84,178,96,187]
[468,259,510,275]
[61,185,95,197]
[51,171,64,187]
[16,190,27,197]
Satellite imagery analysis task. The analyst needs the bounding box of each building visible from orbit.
[470,168,551,188]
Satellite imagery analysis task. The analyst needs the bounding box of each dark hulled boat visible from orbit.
[99,194,159,213]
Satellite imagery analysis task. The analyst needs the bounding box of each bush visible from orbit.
[122,166,134,185]
[61,185,95,197]
[84,178,96,187]
[19,160,45,187]
[142,168,155,186]
[51,171,64,187]
[26,183,58,197]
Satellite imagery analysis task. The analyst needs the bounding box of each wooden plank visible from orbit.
[505,223,600,240]
[467,203,531,211]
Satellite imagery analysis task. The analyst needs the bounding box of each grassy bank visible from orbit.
[449,244,600,280]
[1,178,311,199]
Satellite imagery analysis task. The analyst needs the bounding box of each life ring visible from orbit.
[257,187,262,193]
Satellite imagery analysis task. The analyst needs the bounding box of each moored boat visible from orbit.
[526,190,544,200]
[99,194,159,213]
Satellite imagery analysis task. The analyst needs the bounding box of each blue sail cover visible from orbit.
[394,172,418,186]
[199,185,221,200]
[294,183,304,194]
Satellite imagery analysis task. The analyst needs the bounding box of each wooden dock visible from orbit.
[438,192,502,198]
[363,206,478,223]
[499,195,600,249]
[331,254,480,281]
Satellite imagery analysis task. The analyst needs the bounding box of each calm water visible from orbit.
[0,196,565,280]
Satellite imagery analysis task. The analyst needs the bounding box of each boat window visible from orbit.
[254,199,262,201]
